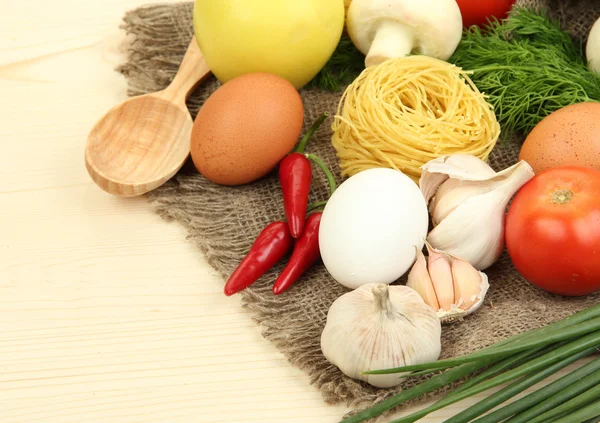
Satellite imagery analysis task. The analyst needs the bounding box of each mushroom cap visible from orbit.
[347,0,463,61]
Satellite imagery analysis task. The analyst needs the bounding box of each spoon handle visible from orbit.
[160,37,212,104]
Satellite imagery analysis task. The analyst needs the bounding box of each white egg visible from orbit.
[319,168,429,289]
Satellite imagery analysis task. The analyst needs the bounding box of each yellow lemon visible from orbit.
[193,0,345,89]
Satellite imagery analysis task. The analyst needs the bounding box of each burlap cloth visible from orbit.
[116,1,600,420]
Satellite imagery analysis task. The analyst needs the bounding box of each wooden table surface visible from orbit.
[1,1,588,422]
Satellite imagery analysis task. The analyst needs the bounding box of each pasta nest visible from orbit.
[331,55,501,182]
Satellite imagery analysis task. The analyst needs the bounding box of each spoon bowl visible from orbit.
[85,38,211,197]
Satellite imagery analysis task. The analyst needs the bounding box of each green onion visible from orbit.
[342,335,575,423]
[548,409,577,423]
[455,302,600,356]
[384,331,600,423]
[551,400,600,423]
[364,316,600,375]
[476,357,600,423]
[397,368,442,379]
[341,304,600,423]
[448,344,552,397]
[516,382,600,423]
[340,359,497,423]
[340,304,600,423]
[462,302,600,352]
[442,347,597,423]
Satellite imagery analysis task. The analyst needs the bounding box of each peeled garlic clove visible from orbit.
[426,243,454,310]
[407,248,440,311]
[451,257,485,310]
[420,154,497,203]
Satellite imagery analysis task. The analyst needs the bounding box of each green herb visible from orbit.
[364,315,600,375]
[449,7,600,137]
[448,344,552,397]
[339,303,600,423]
[473,357,600,423]
[526,388,600,423]
[442,347,595,423]
[385,334,600,423]
[307,36,364,92]
[340,358,496,423]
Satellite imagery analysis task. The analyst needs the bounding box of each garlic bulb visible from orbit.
[407,244,489,323]
[420,154,535,270]
[320,283,441,388]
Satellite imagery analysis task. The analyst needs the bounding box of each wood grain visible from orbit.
[0,1,591,422]
[85,38,211,197]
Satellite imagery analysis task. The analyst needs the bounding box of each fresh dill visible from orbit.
[449,6,600,138]
[306,35,365,92]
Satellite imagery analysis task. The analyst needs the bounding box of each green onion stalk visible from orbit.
[340,303,600,423]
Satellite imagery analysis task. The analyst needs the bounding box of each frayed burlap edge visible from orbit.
[115,2,600,422]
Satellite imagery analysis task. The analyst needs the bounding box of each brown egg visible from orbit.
[190,72,304,185]
[519,102,600,174]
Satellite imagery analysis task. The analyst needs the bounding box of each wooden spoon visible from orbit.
[85,38,211,196]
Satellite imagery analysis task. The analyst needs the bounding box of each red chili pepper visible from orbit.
[224,221,293,296]
[272,212,322,295]
[279,153,312,238]
[279,113,328,238]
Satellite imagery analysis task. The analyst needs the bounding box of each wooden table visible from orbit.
[1,1,585,422]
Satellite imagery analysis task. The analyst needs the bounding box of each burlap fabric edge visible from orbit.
[115,1,600,421]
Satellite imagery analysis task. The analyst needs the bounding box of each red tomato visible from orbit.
[455,0,517,28]
[505,166,600,296]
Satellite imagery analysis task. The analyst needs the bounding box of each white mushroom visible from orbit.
[346,0,463,67]
[587,16,600,73]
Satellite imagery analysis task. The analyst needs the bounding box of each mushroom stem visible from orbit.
[365,20,414,67]
[587,17,600,73]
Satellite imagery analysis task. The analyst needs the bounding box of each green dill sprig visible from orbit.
[307,35,365,92]
[449,6,600,138]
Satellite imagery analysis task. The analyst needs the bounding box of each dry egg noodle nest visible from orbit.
[332,56,500,182]
[117,0,600,421]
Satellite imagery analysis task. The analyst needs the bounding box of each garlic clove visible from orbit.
[429,178,495,226]
[427,189,506,270]
[451,256,485,310]
[488,160,534,183]
[426,160,535,270]
[420,154,497,203]
[405,245,491,324]
[403,241,492,324]
[407,248,440,312]
[424,154,497,180]
[428,158,533,225]
[425,242,454,310]
[429,178,459,222]
[420,171,449,205]
[438,269,490,323]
